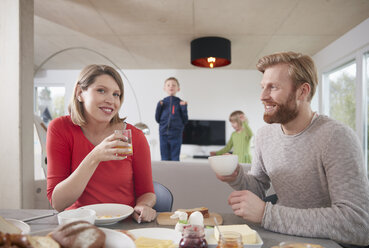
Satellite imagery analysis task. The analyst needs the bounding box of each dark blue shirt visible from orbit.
[155,96,188,135]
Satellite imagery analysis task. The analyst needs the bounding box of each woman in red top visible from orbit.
[46,64,156,223]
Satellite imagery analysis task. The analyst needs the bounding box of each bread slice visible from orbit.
[0,215,22,234]
[51,220,105,248]
[176,207,209,218]
[28,235,60,248]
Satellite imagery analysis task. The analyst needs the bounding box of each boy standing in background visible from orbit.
[155,77,188,161]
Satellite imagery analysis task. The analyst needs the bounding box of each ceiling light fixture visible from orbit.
[191,36,231,68]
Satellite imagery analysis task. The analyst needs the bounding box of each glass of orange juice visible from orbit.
[114,129,133,157]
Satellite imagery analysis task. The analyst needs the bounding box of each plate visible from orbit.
[129,227,182,244]
[100,228,135,248]
[205,228,263,248]
[80,203,134,225]
[6,219,31,234]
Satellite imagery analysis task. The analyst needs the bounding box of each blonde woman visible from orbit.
[46,64,156,223]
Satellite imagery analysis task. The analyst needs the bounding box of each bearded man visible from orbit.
[216,52,369,247]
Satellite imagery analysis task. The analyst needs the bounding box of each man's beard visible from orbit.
[263,92,299,124]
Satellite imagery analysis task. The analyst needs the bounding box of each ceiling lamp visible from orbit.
[191,36,231,68]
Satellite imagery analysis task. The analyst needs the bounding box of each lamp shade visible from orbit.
[191,36,231,68]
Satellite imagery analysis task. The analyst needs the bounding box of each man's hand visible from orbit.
[180,100,187,105]
[210,151,217,156]
[215,164,240,183]
[228,190,266,224]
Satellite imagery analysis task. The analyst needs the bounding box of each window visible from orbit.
[324,62,356,130]
[34,86,65,180]
[35,86,65,126]
[322,50,369,177]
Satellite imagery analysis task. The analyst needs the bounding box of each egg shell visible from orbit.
[188,211,204,226]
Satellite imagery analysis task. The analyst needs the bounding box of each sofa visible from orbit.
[151,160,252,213]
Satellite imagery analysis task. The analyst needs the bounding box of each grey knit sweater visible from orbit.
[229,115,369,246]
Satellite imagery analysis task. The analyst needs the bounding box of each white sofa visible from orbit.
[151,160,252,213]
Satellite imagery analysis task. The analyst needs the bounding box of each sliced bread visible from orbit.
[0,215,22,234]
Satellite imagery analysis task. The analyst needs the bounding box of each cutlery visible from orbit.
[214,217,222,237]
[22,212,57,222]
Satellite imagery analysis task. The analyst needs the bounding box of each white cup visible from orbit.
[208,154,238,176]
[57,208,96,225]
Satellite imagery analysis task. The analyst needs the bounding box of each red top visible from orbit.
[46,116,154,209]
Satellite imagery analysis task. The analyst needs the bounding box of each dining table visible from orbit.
[0,209,342,248]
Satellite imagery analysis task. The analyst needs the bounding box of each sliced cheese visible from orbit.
[0,216,22,234]
[214,224,257,244]
[134,236,176,248]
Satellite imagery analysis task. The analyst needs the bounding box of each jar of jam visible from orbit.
[179,225,208,248]
[217,231,243,248]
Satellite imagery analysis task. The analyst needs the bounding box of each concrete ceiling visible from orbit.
[34,0,369,70]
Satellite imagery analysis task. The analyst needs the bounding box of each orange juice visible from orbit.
[115,144,133,156]
[114,129,133,156]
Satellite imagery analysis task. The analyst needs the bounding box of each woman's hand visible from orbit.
[132,205,157,223]
[90,132,131,163]
[239,114,246,122]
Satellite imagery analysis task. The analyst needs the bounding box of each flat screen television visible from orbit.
[182,119,226,146]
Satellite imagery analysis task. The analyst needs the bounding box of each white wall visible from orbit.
[35,69,264,161]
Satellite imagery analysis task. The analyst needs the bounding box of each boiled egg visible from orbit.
[188,211,204,226]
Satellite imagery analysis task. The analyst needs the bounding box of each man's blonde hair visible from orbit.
[256,51,318,101]
[229,110,247,127]
[69,64,125,126]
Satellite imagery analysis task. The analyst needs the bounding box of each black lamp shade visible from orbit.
[191,36,231,68]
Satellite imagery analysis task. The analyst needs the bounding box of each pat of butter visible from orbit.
[214,224,257,244]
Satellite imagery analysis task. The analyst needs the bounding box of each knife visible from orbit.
[22,212,57,222]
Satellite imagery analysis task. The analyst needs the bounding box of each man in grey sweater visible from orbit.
[216,52,369,246]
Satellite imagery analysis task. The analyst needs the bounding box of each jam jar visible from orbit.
[179,225,208,248]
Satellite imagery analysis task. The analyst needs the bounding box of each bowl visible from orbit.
[208,154,238,176]
[80,203,134,225]
[57,208,96,225]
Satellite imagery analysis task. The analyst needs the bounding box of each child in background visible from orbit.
[155,77,188,161]
[210,110,253,163]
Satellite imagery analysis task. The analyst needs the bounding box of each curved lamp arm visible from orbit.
[34,47,150,135]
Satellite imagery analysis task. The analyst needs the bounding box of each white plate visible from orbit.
[205,228,263,248]
[129,227,182,244]
[6,219,31,234]
[80,203,134,225]
[100,228,135,248]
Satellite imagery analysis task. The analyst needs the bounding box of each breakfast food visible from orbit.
[28,235,60,248]
[214,224,257,244]
[51,220,105,248]
[0,232,60,248]
[0,215,22,234]
[134,236,176,248]
[176,207,209,218]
